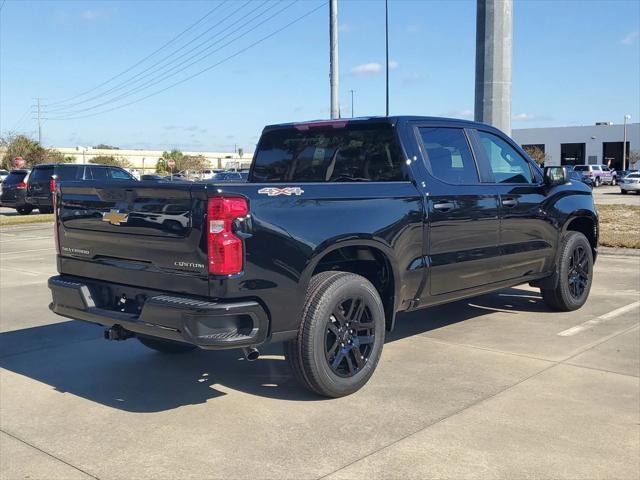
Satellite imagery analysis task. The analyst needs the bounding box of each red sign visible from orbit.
[14,157,25,169]
[167,159,176,168]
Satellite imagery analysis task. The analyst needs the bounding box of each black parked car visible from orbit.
[49,116,598,398]
[26,163,136,213]
[0,169,33,214]
[568,169,594,188]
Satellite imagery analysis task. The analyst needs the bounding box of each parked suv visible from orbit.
[48,117,598,398]
[573,164,615,187]
[26,163,136,213]
[0,169,32,214]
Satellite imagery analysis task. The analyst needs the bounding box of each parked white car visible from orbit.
[619,172,640,194]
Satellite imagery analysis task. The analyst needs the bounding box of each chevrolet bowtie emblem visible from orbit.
[102,209,129,226]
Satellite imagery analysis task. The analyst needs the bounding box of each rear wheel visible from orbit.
[621,189,628,195]
[611,177,617,186]
[594,176,601,187]
[284,271,385,398]
[137,335,197,353]
[541,231,593,311]
[16,206,33,215]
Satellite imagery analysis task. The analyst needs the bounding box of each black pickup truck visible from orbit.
[48,117,598,397]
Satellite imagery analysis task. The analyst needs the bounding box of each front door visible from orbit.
[415,125,501,296]
[473,129,557,280]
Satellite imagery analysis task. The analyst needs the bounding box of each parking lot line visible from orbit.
[0,247,53,257]
[0,267,40,277]
[557,301,640,337]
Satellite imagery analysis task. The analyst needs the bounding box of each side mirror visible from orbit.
[544,166,567,186]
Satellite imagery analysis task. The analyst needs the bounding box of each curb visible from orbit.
[599,246,640,257]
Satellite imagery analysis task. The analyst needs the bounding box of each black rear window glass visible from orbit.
[573,166,588,171]
[30,166,54,182]
[55,165,85,181]
[251,123,407,182]
[3,171,28,185]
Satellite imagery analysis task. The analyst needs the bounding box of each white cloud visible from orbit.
[351,60,398,76]
[351,63,382,76]
[513,112,536,121]
[621,30,639,45]
[402,72,426,84]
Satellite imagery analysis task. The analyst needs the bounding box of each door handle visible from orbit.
[501,198,518,207]
[433,201,456,211]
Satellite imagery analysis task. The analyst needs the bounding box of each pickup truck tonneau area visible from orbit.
[49,116,598,397]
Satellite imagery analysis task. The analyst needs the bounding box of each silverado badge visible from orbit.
[102,209,129,226]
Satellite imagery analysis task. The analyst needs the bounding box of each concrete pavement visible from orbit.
[0,224,638,479]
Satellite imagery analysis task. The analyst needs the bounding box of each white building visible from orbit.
[512,122,640,170]
[53,147,253,172]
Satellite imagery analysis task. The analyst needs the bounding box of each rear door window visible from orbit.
[108,168,133,180]
[89,166,109,180]
[55,165,85,181]
[252,123,407,182]
[418,127,479,184]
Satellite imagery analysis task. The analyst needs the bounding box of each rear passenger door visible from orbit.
[416,125,501,296]
[472,129,557,280]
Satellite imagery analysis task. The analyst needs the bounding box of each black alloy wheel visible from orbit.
[325,297,375,378]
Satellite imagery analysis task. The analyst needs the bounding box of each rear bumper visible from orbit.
[48,275,269,349]
[620,183,640,191]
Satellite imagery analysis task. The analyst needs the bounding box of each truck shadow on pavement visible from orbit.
[0,287,549,411]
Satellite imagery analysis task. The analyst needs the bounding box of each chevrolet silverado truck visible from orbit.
[48,117,598,397]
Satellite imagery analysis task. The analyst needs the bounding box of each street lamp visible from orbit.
[623,114,631,171]
[350,89,355,118]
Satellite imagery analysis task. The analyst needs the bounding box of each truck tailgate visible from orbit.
[56,181,209,296]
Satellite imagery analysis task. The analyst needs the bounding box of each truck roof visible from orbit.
[263,115,489,132]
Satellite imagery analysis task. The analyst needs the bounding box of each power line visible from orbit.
[47,0,263,113]
[47,0,229,107]
[48,1,302,119]
[46,2,327,121]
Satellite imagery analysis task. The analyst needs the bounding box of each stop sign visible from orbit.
[167,159,176,168]
[14,156,25,169]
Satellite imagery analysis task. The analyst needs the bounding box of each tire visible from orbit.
[137,335,197,353]
[16,206,33,215]
[594,177,601,187]
[621,189,628,195]
[541,231,593,311]
[611,178,617,186]
[284,271,386,398]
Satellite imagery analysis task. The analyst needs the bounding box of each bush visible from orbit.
[0,134,73,169]
[89,155,131,168]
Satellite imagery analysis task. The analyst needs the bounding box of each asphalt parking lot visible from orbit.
[0,224,638,480]
[592,185,640,206]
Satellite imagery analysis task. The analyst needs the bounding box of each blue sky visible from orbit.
[1,0,639,151]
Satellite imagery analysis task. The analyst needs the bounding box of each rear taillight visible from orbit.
[52,181,60,254]
[207,197,248,275]
[16,181,27,189]
[49,178,56,193]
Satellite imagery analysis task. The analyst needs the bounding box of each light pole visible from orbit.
[385,0,389,116]
[350,89,355,118]
[622,114,631,171]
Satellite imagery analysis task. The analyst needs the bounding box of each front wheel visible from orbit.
[284,271,385,398]
[137,335,197,353]
[541,231,593,311]
[611,178,617,186]
[594,177,601,187]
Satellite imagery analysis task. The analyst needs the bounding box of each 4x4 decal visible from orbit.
[257,187,304,196]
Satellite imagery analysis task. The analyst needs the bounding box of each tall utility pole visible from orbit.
[329,0,339,119]
[34,97,43,144]
[350,89,355,118]
[385,0,389,116]
[474,0,513,135]
[622,114,631,171]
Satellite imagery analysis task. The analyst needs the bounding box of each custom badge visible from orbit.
[257,187,304,196]
[102,209,129,225]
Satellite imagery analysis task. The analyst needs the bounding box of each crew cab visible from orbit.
[48,117,598,397]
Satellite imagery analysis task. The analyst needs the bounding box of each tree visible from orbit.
[628,150,640,169]
[522,145,549,165]
[0,133,73,169]
[89,155,131,168]
[179,154,207,172]
[156,149,184,173]
[94,144,119,150]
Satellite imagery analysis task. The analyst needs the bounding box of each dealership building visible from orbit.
[512,122,640,170]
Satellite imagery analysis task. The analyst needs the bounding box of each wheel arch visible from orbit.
[302,238,401,331]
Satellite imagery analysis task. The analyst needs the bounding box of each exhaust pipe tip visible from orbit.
[242,347,260,361]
